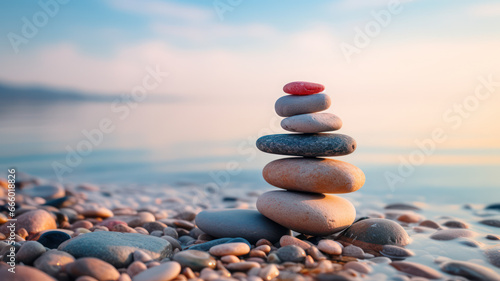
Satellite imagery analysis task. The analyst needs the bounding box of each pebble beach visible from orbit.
[1,82,500,281]
[1,175,500,281]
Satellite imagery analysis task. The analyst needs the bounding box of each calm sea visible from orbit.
[1,101,499,205]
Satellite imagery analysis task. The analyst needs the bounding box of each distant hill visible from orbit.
[0,82,180,103]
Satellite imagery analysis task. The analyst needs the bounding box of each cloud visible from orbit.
[107,0,213,22]
[151,22,277,43]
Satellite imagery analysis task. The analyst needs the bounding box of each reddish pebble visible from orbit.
[283,81,325,96]
[71,220,93,230]
[226,261,261,271]
[397,213,423,223]
[209,242,250,256]
[256,239,272,247]
[317,239,343,255]
[255,245,271,254]
[99,220,127,229]
[127,261,147,277]
[250,249,267,258]
[280,235,311,250]
[221,255,240,263]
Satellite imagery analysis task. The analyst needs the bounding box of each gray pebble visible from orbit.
[34,249,75,276]
[276,245,306,263]
[58,231,172,268]
[441,260,500,280]
[275,93,331,117]
[479,219,500,228]
[163,227,179,239]
[17,241,46,265]
[133,250,152,263]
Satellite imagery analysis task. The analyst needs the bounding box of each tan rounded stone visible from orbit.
[317,240,343,255]
[0,265,56,281]
[257,191,356,236]
[263,158,365,194]
[209,243,250,256]
[133,261,181,281]
[221,255,240,263]
[226,261,261,271]
[0,209,56,235]
[280,235,311,250]
[65,257,120,281]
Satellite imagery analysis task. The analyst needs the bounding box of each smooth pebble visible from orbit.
[256,133,356,157]
[257,191,355,236]
[263,158,365,194]
[209,243,250,257]
[132,261,181,281]
[283,81,325,95]
[275,93,331,117]
[281,113,342,133]
[276,245,306,263]
[317,240,343,255]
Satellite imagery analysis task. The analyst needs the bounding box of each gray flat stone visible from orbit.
[58,231,172,268]
[195,209,290,244]
[275,93,331,117]
[256,133,356,157]
[281,113,342,133]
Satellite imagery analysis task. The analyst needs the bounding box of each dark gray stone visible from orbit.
[178,235,195,246]
[38,231,71,249]
[479,219,500,228]
[485,203,500,210]
[380,245,414,260]
[43,196,77,208]
[188,237,250,251]
[338,218,410,251]
[440,260,500,280]
[276,245,306,262]
[486,234,500,240]
[142,221,168,233]
[161,235,181,250]
[58,231,172,268]
[17,241,46,265]
[1,242,20,263]
[384,203,421,211]
[485,246,500,268]
[443,220,469,229]
[256,133,356,157]
[195,209,290,244]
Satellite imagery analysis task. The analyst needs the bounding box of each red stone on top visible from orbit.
[283,81,325,96]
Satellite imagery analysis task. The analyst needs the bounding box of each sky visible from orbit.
[1,0,500,169]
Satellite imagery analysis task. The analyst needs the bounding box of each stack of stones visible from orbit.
[256,81,366,236]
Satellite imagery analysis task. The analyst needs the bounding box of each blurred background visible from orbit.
[1,0,499,203]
